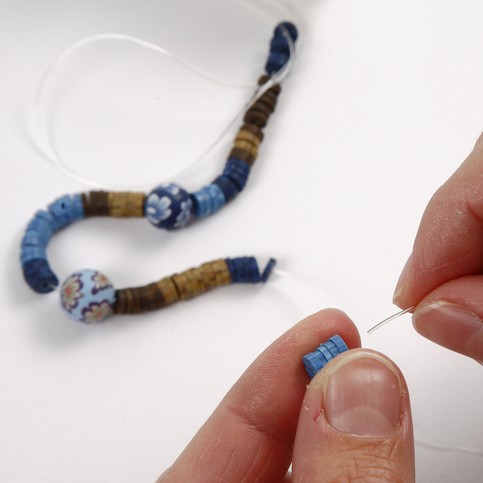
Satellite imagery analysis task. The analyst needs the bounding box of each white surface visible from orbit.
[1,0,483,481]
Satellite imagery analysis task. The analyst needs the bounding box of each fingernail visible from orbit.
[413,301,483,363]
[393,254,412,305]
[324,353,402,436]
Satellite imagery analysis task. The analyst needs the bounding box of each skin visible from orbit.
[157,310,415,482]
[157,132,483,481]
[394,132,483,363]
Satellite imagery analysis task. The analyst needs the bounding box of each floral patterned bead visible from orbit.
[145,183,193,230]
[60,269,115,323]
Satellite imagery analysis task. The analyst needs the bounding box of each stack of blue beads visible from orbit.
[21,194,84,293]
[302,335,350,378]
[265,21,298,74]
[225,257,276,284]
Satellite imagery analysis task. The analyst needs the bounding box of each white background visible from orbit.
[1,0,483,481]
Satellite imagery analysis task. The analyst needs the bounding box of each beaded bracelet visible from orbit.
[20,22,298,323]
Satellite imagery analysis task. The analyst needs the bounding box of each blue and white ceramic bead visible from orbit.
[145,183,193,230]
[60,269,115,323]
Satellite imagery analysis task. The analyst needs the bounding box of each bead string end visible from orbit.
[260,258,277,283]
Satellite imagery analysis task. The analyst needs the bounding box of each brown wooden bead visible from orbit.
[113,290,126,314]
[112,259,232,315]
[203,259,232,286]
[107,192,145,217]
[156,277,179,305]
[233,140,258,157]
[138,283,166,311]
[258,91,278,113]
[113,288,133,314]
[257,75,282,95]
[240,124,264,142]
[235,130,261,148]
[243,109,268,128]
[172,272,198,300]
[171,259,232,300]
[229,147,256,165]
[250,101,273,118]
[243,101,273,128]
[82,191,109,216]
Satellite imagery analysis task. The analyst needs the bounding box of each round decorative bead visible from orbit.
[145,183,193,230]
[60,269,115,323]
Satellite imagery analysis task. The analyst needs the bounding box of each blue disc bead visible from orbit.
[226,257,261,283]
[223,158,251,191]
[22,259,58,293]
[270,35,291,55]
[191,184,226,217]
[302,335,349,378]
[47,194,84,231]
[60,269,115,323]
[265,51,290,75]
[212,175,240,202]
[145,183,193,230]
[26,210,56,245]
[20,246,47,265]
[274,21,299,42]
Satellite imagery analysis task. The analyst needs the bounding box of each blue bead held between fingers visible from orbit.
[303,335,350,378]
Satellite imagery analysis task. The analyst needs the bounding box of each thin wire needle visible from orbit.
[367,307,415,335]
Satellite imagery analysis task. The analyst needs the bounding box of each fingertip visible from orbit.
[393,253,416,309]
[412,281,483,364]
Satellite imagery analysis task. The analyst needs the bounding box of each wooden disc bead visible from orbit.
[258,75,282,95]
[228,147,257,165]
[113,285,156,314]
[116,288,141,314]
[113,277,180,315]
[251,101,273,118]
[235,130,261,148]
[243,109,269,128]
[107,192,145,217]
[200,259,232,287]
[156,277,180,305]
[233,140,258,157]
[240,124,264,142]
[172,271,202,300]
[257,91,279,113]
[82,191,110,216]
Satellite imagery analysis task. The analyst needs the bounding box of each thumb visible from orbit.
[411,275,483,364]
[292,349,414,482]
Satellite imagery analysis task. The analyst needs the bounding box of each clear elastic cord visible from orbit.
[32,0,302,189]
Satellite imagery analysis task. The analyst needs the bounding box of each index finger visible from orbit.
[157,309,360,483]
[394,132,483,308]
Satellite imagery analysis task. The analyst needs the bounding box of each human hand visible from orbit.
[157,309,415,482]
[394,132,483,364]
